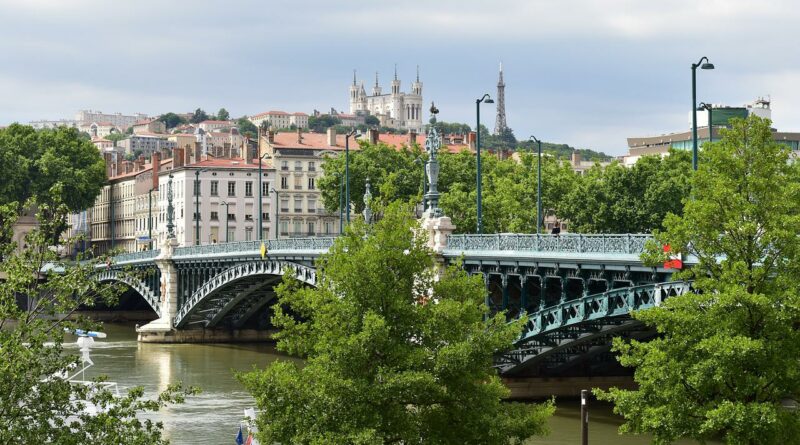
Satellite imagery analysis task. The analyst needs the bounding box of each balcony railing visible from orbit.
[445,233,652,255]
[171,236,336,258]
[114,249,161,263]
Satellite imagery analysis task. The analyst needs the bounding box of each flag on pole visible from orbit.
[663,244,683,270]
[244,433,254,445]
[236,425,244,445]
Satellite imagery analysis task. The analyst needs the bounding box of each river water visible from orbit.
[74,323,713,445]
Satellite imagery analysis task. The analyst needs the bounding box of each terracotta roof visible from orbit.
[251,110,291,118]
[292,112,308,116]
[269,131,471,154]
[185,157,271,169]
[200,120,231,124]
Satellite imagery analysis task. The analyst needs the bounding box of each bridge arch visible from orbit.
[95,269,162,317]
[173,259,318,329]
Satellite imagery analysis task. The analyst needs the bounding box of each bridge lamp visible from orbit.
[698,102,713,144]
[475,93,493,234]
[220,201,230,243]
[194,168,208,246]
[528,135,543,234]
[258,152,272,241]
[270,187,280,240]
[691,56,715,170]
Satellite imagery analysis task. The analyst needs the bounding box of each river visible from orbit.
[74,323,713,445]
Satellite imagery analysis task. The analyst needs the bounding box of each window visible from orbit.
[210,211,219,220]
[227,181,236,196]
[293,220,301,234]
[227,227,235,242]
[280,199,289,213]
[307,222,315,236]
[294,198,302,213]
[262,182,270,196]
[308,177,315,190]
[193,212,200,221]
[245,228,253,241]
[325,221,333,234]
[245,181,253,197]
[281,161,289,171]
[308,161,316,172]
[262,212,270,221]
[294,176,302,190]
[294,161,302,171]
[210,181,219,196]
[193,180,200,196]
[308,199,316,212]
[245,214,253,221]
[281,176,288,189]
[227,213,236,221]
[280,221,289,235]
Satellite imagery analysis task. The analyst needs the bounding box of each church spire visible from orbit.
[394,64,398,80]
[494,62,507,135]
[353,69,357,86]
[416,65,420,82]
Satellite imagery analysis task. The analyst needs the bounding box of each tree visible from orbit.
[556,150,691,233]
[239,203,553,444]
[0,124,107,241]
[105,132,127,145]
[157,112,187,129]
[0,201,196,443]
[596,116,800,444]
[216,108,230,121]
[308,114,340,132]
[364,114,380,127]
[189,108,209,124]
[236,117,258,139]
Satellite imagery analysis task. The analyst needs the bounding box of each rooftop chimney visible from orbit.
[267,130,275,144]
[151,152,160,191]
[296,128,303,144]
[327,127,337,146]
[368,128,378,145]
[173,147,184,168]
[104,152,114,178]
[408,130,417,146]
[468,132,477,151]
[184,144,191,166]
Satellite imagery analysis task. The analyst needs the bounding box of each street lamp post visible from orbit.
[193,169,207,245]
[699,102,714,144]
[270,187,280,240]
[475,93,494,234]
[691,56,715,170]
[221,201,230,243]
[257,152,271,241]
[529,136,543,233]
[334,172,344,234]
[148,188,153,250]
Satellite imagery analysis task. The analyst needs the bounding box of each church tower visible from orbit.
[411,65,422,96]
[349,70,359,113]
[372,72,382,96]
[391,65,400,96]
[494,62,507,135]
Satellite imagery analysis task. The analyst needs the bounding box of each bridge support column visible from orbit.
[137,237,179,340]
[420,215,456,279]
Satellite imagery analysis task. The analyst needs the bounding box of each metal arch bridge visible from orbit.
[103,233,692,376]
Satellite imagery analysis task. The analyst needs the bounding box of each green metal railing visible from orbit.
[446,233,652,255]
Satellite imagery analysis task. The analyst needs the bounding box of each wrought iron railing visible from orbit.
[113,249,161,263]
[171,237,337,258]
[269,237,335,251]
[446,233,652,255]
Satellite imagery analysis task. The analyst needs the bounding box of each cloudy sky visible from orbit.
[1,0,798,155]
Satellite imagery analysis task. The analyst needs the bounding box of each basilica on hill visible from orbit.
[349,67,424,133]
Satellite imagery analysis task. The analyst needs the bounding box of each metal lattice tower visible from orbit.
[494,62,507,135]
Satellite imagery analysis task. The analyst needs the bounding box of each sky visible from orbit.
[1,0,799,155]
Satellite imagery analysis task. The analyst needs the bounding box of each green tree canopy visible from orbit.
[216,107,230,121]
[236,116,258,139]
[555,150,692,233]
[189,108,210,124]
[156,112,187,129]
[364,114,380,126]
[105,132,127,144]
[0,124,106,217]
[0,202,195,443]
[596,116,800,444]
[239,203,553,444]
[308,114,341,132]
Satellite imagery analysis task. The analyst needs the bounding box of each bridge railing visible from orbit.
[446,233,652,255]
[172,237,337,258]
[113,249,161,263]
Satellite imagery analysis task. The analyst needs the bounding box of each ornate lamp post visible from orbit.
[423,104,443,218]
[698,102,714,144]
[475,93,494,233]
[529,135,543,233]
[691,56,715,170]
[167,173,175,239]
